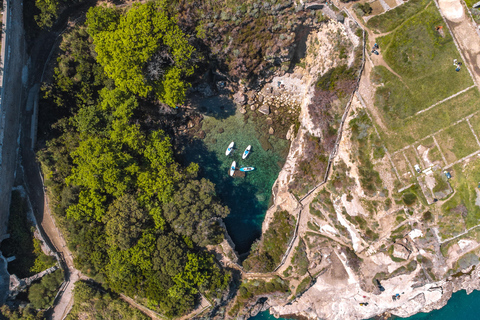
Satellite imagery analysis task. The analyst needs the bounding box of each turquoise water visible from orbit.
[249,290,480,320]
[181,97,289,253]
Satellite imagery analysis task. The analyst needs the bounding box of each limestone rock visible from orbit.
[269,127,275,135]
[233,91,246,105]
[259,104,270,115]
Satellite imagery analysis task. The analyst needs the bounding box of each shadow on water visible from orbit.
[188,92,237,120]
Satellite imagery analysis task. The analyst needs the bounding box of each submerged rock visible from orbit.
[259,104,270,115]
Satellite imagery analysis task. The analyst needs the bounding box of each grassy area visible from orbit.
[367,0,431,32]
[376,87,480,151]
[243,210,296,272]
[374,4,473,121]
[404,146,422,171]
[0,191,56,278]
[436,121,479,163]
[469,113,480,138]
[440,158,480,232]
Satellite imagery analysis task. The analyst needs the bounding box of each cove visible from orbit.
[180,95,290,253]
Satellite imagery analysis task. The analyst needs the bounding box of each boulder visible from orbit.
[233,91,246,105]
[259,104,270,115]
[250,105,256,111]
[269,127,275,135]
[198,130,206,139]
[240,107,247,114]
[266,117,273,125]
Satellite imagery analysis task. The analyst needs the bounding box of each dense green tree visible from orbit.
[67,281,148,320]
[163,178,229,246]
[0,305,44,320]
[34,0,59,28]
[86,1,195,106]
[103,194,150,250]
[28,269,64,309]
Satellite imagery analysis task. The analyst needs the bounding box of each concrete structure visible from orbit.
[0,0,25,236]
[0,0,26,304]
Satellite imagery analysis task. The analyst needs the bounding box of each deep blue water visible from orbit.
[248,290,480,320]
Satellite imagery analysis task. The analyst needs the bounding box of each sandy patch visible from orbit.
[438,0,464,22]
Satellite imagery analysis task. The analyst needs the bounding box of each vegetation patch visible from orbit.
[291,239,310,276]
[349,110,383,196]
[440,159,480,232]
[243,210,296,272]
[436,121,479,163]
[295,276,312,296]
[230,277,289,317]
[378,87,480,152]
[66,281,148,320]
[28,269,64,310]
[372,5,473,127]
[367,0,431,32]
[0,191,56,278]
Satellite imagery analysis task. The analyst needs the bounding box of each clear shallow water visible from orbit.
[249,290,480,320]
[181,97,289,253]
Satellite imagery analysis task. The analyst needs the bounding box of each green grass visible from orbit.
[373,4,473,123]
[432,170,450,194]
[367,0,432,32]
[436,121,479,163]
[377,87,480,151]
[441,158,480,231]
[404,146,422,172]
[469,113,480,138]
[295,276,312,296]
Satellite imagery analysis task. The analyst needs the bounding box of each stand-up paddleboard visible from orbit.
[230,161,236,176]
[240,167,255,172]
[226,141,234,156]
[242,145,251,159]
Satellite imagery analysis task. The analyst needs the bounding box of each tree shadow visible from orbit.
[289,25,313,72]
[187,92,237,120]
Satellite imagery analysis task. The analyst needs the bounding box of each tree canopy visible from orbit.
[86,2,195,106]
